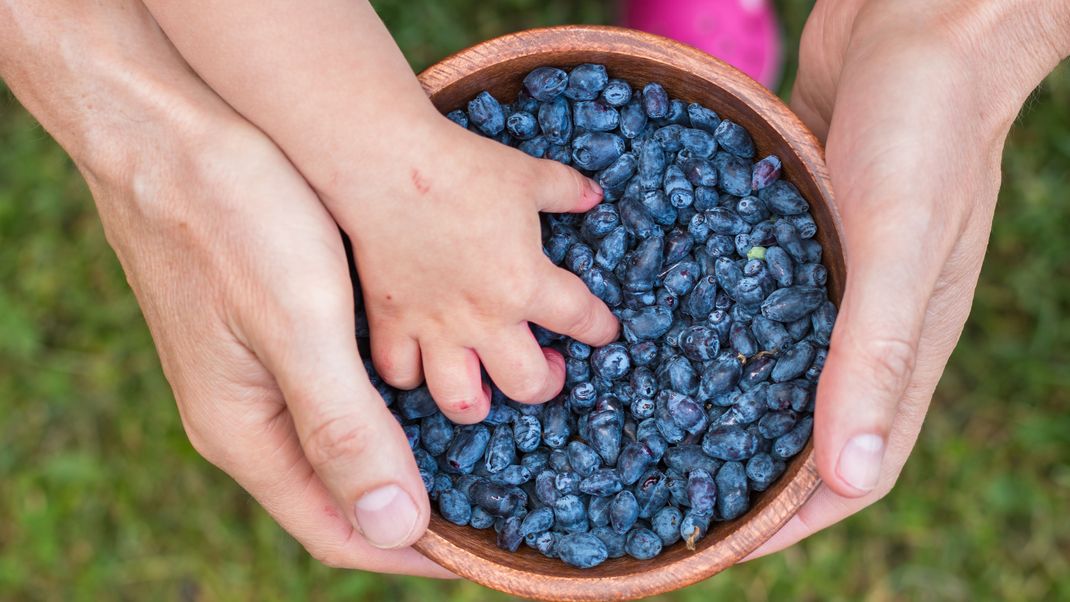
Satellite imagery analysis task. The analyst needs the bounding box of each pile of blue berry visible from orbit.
[356,64,837,569]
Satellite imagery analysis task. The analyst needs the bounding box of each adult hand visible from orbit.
[0,0,452,569]
[141,1,621,420]
[752,0,1069,557]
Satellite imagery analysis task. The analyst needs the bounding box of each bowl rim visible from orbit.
[414,24,838,602]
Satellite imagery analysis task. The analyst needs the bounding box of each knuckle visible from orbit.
[307,543,353,569]
[184,424,226,467]
[506,371,550,404]
[373,350,421,388]
[303,414,372,471]
[561,302,599,339]
[176,404,231,469]
[859,335,917,399]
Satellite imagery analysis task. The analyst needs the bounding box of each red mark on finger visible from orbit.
[411,168,431,195]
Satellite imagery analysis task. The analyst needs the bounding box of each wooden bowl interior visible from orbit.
[415,26,843,601]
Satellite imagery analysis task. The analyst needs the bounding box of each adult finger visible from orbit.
[253,298,431,550]
[181,392,450,576]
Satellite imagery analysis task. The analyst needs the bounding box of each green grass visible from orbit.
[1,1,1068,600]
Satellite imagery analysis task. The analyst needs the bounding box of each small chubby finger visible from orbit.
[370,328,424,389]
[421,343,490,424]
[531,158,604,214]
[529,262,620,347]
[477,325,566,404]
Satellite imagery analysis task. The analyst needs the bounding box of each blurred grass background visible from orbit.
[1,1,1068,600]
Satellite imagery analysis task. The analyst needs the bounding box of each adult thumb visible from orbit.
[252,300,431,549]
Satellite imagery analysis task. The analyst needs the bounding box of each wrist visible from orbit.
[897,0,1069,130]
[1,10,241,186]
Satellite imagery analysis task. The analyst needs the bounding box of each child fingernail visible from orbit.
[585,177,603,199]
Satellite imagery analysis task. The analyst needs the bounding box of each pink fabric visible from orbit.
[621,0,783,89]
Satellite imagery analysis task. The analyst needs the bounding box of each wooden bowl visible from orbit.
[414,25,844,602]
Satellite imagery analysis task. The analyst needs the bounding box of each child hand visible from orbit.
[341,124,619,422]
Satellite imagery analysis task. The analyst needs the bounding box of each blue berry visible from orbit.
[565,64,609,101]
[542,401,571,449]
[445,109,469,128]
[680,128,717,158]
[579,468,624,497]
[597,153,637,192]
[497,515,524,552]
[567,441,602,478]
[573,100,620,131]
[664,444,723,476]
[751,154,782,189]
[485,424,517,473]
[601,79,632,106]
[623,235,666,293]
[625,527,663,560]
[620,440,658,485]
[757,410,797,439]
[687,103,721,132]
[772,415,813,459]
[438,489,472,525]
[713,119,755,158]
[446,425,491,473]
[587,410,624,465]
[629,341,659,367]
[634,469,672,518]
[652,506,683,546]
[556,532,609,568]
[759,180,810,215]
[523,66,568,101]
[518,135,550,158]
[520,506,555,537]
[469,505,495,529]
[572,132,626,171]
[396,386,437,420]
[641,83,670,118]
[513,415,542,453]
[715,461,750,520]
[505,111,538,140]
[702,425,760,461]
[609,490,640,534]
[680,510,711,549]
[467,91,506,136]
[470,480,521,517]
[591,343,631,380]
[811,300,837,346]
[538,97,572,145]
[619,98,649,138]
[687,468,717,513]
[554,493,588,529]
[717,154,754,197]
[761,286,827,322]
[746,452,786,492]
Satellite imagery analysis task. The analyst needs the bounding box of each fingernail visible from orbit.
[836,434,885,492]
[354,484,420,549]
[585,177,603,199]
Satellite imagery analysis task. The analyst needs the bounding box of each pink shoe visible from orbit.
[621,0,783,89]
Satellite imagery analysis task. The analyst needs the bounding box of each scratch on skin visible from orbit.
[411,168,431,195]
[324,504,340,519]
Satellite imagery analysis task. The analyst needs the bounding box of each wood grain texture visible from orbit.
[414,25,844,602]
